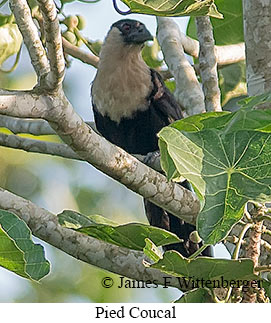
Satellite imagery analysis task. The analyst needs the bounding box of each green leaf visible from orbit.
[0,14,12,26]
[87,40,102,56]
[0,22,22,66]
[149,250,257,282]
[121,0,223,18]
[176,288,213,303]
[159,139,182,182]
[0,209,50,281]
[142,38,163,69]
[238,92,271,110]
[159,107,271,244]
[261,279,271,300]
[187,0,243,45]
[164,79,176,93]
[143,238,163,262]
[219,61,247,107]
[58,210,182,251]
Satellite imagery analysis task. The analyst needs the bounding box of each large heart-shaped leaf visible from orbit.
[159,105,271,244]
[144,242,257,282]
[0,209,50,281]
[121,0,223,18]
[58,210,182,251]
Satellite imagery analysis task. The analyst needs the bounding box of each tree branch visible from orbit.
[0,132,83,161]
[9,0,50,80]
[243,0,271,96]
[0,90,200,224]
[215,43,245,67]
[0,187,186,291]
[0,115,97,136]
[0,115,55,135]
[196,16,221,112]
[168,27,245,66]
[62,37,99,68]
[37,0,65,89]
[156,17,205,116]
[0,120,162,172]
[0,89,48,118]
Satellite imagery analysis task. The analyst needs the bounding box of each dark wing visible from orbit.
[146,70,213,257]
[149,69,183,123]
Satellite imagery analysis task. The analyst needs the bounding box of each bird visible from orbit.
[91,19,211,257]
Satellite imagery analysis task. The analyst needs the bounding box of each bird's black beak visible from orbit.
[126,26,153,44]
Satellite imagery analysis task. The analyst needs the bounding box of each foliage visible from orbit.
[159,100,271,244]
[58,210,182,251]
[187,0,243,45]
[0,209,50,281]
[0,14,22,68]
[187,0,246,108]
[0,0,270,304]
[121,0,223,18]
[144,240,257,282]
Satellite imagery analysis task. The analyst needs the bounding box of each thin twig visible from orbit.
[254,265,271,273]
[188,244,210,259]
[232,223,252,260]
[224,223,252,303]
[62,37,99,68]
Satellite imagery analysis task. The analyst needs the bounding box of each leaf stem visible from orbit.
[0,45,22,73]
[254,265,271,273]
[232,223,252,260]
[258,214,271,222]
[188,244,210,259]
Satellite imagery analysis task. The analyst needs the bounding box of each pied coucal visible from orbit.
[91,19,211,257]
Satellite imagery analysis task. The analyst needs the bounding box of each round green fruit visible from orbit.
[63,15,78,31]
[63,31,77,45]
[76,15,86,30]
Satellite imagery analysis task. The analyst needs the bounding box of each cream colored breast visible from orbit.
[91,28,152,123]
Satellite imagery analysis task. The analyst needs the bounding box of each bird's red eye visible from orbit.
[123,23,131,31]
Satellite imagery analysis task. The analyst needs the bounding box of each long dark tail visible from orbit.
[144,188,212,258]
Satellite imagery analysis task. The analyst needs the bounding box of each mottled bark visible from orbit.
[156,17,205,116]
[196,16,221,112]
[243,0,271,96]
[0,187,186,291]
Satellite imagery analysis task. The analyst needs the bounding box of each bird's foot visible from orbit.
[143,150,161,170]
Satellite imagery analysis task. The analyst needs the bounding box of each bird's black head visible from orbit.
[111,19,153,45]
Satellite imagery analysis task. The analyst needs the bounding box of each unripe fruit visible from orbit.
[63,15,78,31]
[63,31,77,45]
[189,230,202,244]
[76,15,86,30]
